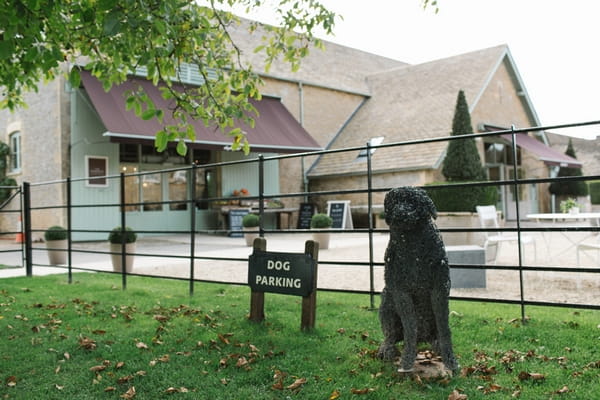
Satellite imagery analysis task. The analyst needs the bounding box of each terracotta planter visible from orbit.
[312,231,331,250]
[243,227,260,246]
[46,239,68,265]
[110,243,136,273]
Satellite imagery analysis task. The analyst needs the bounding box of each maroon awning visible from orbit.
[500,133,582,168]
[79,70,321,154]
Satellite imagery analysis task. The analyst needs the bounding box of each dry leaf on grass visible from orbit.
[351,387,374,394]
[286,377,307,390]
[448,389,468,400]
[120,386,136,399]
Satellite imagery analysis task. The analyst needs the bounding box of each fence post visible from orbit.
[189,165,197,296]
[22,182,33,277]
[119,172,127,290]
[67,177,73,284]
[366,142,375,310]
[258,155,265,237]
[510,126,526,322]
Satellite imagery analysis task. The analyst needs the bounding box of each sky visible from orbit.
[222,0,600,139]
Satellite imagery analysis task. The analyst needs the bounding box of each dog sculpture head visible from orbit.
[384,187,437,230]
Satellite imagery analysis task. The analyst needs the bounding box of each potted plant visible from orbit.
[310,213,333,250]
[560,198,581,214]
[44,225,68,265]
[242,213,260,246]
[108,226,137,272]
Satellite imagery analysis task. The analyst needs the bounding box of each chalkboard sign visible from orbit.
[327,200,353,229]
[297,203,316,229]
[228,208,250,237]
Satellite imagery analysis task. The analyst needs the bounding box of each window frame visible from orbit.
[8,131,21,173]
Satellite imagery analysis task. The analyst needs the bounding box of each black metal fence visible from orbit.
[2,122,600,317]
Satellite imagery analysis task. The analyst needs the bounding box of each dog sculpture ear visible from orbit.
[418,188,437,220]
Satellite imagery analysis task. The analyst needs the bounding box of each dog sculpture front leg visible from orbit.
[394,290,418,372]
[430,281,459,372]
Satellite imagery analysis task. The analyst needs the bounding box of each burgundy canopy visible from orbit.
[80,70,321,154]
[500,133,582,168]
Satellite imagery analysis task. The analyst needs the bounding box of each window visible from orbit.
[9,131,21,172]
[357,136,384,160]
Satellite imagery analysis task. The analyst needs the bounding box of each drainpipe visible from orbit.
[298,82,309,202]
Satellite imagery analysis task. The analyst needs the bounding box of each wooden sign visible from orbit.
[228,208,249,237]
[327,200,353,229]
[297,202,316,229]
[249,238,319,330]
[249,251,316,297]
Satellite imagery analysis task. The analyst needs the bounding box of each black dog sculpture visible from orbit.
[377,186,458,373]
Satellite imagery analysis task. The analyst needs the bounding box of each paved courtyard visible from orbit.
[1,226,599,307]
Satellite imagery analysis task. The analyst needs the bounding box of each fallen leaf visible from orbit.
[136,342,148,350]
[116,361,125,369]
[236,356,248,368]
[329,389,341,399]
[448,389,468,400]
[120,386,136,399]
[154,315,169,323]
[555,385,570,394]
[6,376,17,387]
[105,386,116,392]
[89,365,107,373]
[286,378,307,390]
[351,387,373,394]
[78,336,97,350]
[55,384,64,390]
[271,379,284,390]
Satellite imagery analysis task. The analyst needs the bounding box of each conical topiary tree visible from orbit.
[548,138,588,197]
[426,90,495,212]
[442,90,486,181]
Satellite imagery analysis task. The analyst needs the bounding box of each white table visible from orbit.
[526,212,600,262]
[527,212,600,225]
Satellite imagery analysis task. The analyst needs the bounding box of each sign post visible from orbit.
[248,238,319,330]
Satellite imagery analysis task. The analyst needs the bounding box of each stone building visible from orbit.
[0,20,581,239]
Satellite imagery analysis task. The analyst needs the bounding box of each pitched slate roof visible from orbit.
[307,45,530,178]
[227,19,407,95]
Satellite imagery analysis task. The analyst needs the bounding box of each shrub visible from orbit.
[548,139,588,197]
[108,226,137,244]
[44,226,68,241]
[425,182,497,212]
[310,213,333,228]
[242,213,260,227]
[590,182,600,204]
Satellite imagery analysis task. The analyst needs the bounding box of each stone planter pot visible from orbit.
[46,239,68,265]
[375,216,388,230]
[110,243,136,273]
[312,231,331,250]
[435,212,486,247]
[243,227,260,246]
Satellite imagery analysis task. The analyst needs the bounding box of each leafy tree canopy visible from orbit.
[0,0,339,154]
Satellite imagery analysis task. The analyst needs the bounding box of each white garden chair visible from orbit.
[476,205,536,264]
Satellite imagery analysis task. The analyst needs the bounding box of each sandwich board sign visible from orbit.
[327,200,353,229]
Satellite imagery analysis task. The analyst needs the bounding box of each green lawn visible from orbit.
[1,273,599,399]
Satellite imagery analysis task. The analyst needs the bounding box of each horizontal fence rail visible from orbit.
[2,121,600,317]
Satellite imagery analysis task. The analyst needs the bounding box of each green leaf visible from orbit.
[155,130,168,152]
[176,140,187,156]
[141,109,156,120]
[68,68,81,88]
